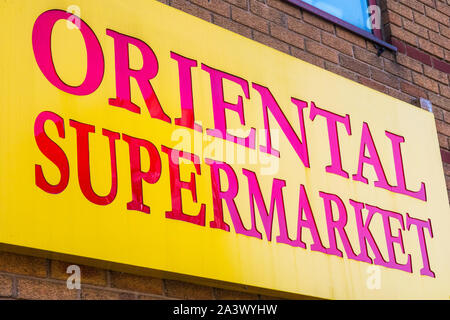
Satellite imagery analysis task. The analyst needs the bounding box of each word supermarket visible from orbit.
[32,9,435,279]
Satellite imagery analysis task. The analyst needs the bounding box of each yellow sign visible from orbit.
[0,0,449,299]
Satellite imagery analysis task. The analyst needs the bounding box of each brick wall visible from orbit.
[1,0,449,300]
[0,251,280,300]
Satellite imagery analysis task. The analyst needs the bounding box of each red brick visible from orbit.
[0,252,47,278]
[213,14,252,38]
[287,16,321,41]
[438,133,449,149]
[406,44,433,65]
[80,288,135,300]
[445,149,450,165]
[424,65,449,84]
[436,119,450,136]
[250,0,285,25]
[425,6,450,24]
[369,41,396,60]
[440,24,450,40]
[391,38,407,54]
[270,23,305,49]
[413,11,440,32]
[432,57,450,74]
[403,18,429,39]
[442,148,450,163]
[214,288,260,300]
[165,280,214,299]
[385,87,416,104]
[440,83,450,98]
[412,72,440,92]
[0,275,13,297]
[436,0,450,16]
[324,62,358,81]
[430,31,450,50]
[383,58,413,81]
[444,161,450,175]
[321,32,353,56]
[50,260,107,286]
[357,76,387,93]
[434,106,445,120]
[390,25,418,46]
[171,0,212,22]
[224,0,248,9]
[302,10,334,33]
[305,39,339,63]
[383,10,403,27]
[190,0,231,17]
[396,53,423,73]
[17,279,78,300]
[387,1,414,20]
[419,38,445,58]
[417,0,436,8]
[400,81,428,98]
[371,68,401,88]
[444,109,450,123]
[254,30,290,54]
[266,0,301,18]
[231,6,269,33]
[339,54,371,77]
[336,26,366,48]
[291,47,325,68]
[353,45,384,68]
[429,92,450,111]
[399,0,425,14]
[110,271,164,296]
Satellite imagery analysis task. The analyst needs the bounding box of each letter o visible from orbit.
[32,9,104,95]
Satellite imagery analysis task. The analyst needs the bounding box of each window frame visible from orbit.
[285,0,397,53]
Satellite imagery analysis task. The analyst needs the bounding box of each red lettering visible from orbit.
[202,64,256,148]
[122,134,162,213]
[349,199,385,265]
[161,146,206,226]
[206,159,259,237]
[106,29,170,123]
[34,111,70,194]
[242,169,294,243]
[295,185,327,253]
[309,102,351,179]
[406,214,435,277]
[320,192,358,259]
[171,52,202,132]
[370,205,412,273]
[353,122,391,190]
[252,83,309,167]
[32,10,104,95]
[385,131,427,201]
[69,120,120,205]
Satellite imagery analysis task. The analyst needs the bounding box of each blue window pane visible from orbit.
[302,0,371,32]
